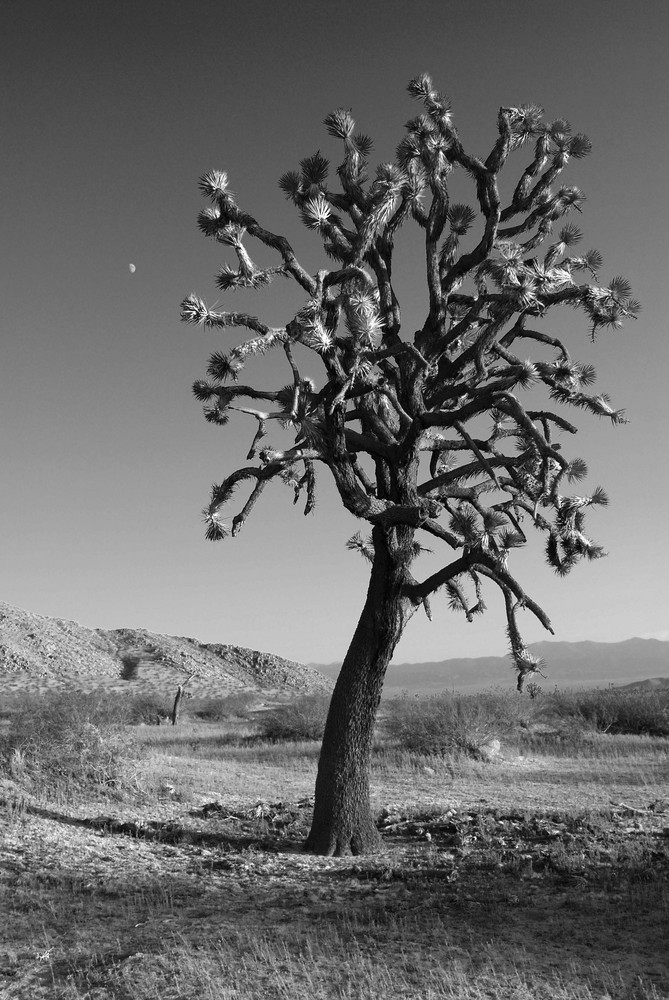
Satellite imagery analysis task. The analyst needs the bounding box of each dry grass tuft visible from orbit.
[1,687,668,999]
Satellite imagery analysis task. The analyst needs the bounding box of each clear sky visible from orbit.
[2,0,668,666]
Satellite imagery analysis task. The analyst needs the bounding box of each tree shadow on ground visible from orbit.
[3,798,669,998]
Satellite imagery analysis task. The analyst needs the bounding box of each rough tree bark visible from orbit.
[305,525,414,856]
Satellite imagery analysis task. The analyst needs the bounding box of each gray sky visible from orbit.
[2,0,668,665]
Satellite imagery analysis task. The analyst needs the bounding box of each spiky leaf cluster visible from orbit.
[182,75,637,689]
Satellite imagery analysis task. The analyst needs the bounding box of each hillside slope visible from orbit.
[0,602,331,697]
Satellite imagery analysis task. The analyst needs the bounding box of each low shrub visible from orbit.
[127,694,174,725]
[192,692,256,721]
[465,688,537,732]
[257,694,330,742]
[384,692,507,759]
[549,686,669,737]
[0,691,140,791]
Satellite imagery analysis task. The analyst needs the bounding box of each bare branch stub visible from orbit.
[182,75,638,688]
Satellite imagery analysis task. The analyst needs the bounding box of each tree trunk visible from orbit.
[305,527,412,856]
[171,684,184,726]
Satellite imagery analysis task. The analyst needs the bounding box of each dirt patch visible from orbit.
[1,788,668,998]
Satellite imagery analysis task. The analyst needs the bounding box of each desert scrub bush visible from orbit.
[550,686,669,736]
[127,694,173,725]
[0,691,140,791]
[257,694,330,741]
[467,687,538,732]
[384,692,505,759]
[192,692,256,721]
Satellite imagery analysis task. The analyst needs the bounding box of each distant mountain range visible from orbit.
[313,638,669,694]
[620,676,669,691]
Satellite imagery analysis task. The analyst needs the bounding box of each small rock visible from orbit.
[479,739,502,760]
[382,814,403,826]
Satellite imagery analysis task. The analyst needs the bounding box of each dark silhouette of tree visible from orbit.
[181,75,638,856]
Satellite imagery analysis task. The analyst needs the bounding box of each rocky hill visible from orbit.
[0,602,331,698]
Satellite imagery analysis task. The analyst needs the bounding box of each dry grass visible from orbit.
[1,695,668,999]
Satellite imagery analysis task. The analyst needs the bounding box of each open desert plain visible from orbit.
[1,604,669,999]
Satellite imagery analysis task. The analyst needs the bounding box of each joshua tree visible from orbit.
[181,75,638,855]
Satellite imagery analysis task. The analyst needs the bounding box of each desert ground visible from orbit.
[1,682,668,1000]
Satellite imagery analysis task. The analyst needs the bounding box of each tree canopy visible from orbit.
[181,74,637,692]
